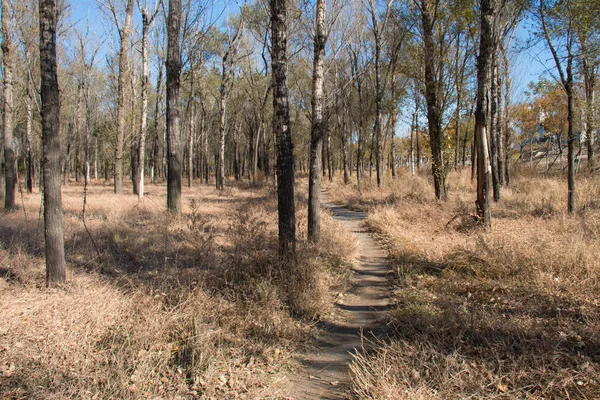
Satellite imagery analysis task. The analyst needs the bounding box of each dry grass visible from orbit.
[0,178,355,399]
[327,167,600,399]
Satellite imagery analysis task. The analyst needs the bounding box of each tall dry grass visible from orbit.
[0,179,355,399]
[327,167,600,399]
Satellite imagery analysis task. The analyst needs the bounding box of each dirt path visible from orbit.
[287,193,393,399]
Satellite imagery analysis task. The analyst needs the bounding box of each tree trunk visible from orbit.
[26,82,34,193]
[489,54,500,202]
[410,109,416,175]
[454,38,461,171]
[2,0,16,209]
[420,0,446,199]
[138,14,152,201]
[501,46,511,185]
[496,62,505,187]
[539,0,575,213]
[271,0,296,255]
[583,55,595,170]
[475,0,494,227]
[166,0,182,216]
[114,0,133,194]
[40,0,66,285]
[152,61,163,183]
[566,60,575,214]
[373,32,383,187]
[327,129,333,182]
[308,0,326,241]
[187,70,195,188]
[390,71,397,178]
[217,75,226,190]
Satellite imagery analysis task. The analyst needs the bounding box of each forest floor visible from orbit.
[287,193,392,399]
[0,178,357,399]
[326,167,600,399]
[2,166,600,399]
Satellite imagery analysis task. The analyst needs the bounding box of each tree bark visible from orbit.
[582,50,596,169]
[489,54,501,202]
[137,7,156,201]
[420,0,446,199]
[494,65,503,187]
[113,0,134,194]
[539,0,575,214]
[2,0,16,209]
[308,0,326,242]
[371,13,383,187]
[217,70,227,190]
[410,109,416,175]
[271,0,296,256]
[40,0,66,285]
[166,0,182,216]
[152,60,163,183]
[25,77,34,193]
[188,83,195,188]
[475,0,494,227]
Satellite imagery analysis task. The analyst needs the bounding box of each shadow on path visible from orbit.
[287,191,392,400]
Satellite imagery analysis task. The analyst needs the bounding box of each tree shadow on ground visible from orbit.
[375,251,600,398]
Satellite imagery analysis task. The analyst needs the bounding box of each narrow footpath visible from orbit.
[287,192,393,399]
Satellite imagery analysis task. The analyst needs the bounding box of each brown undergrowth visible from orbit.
[328,167,600,399]
[0,179,355,399]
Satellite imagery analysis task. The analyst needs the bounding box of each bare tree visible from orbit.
[39,0,66,285]
[217,18,244,191]
[166,0,182,215]
[136,0,160,201]
[2,0,16,210]
[99,0,134,194]
[537,0,576,214]
[367,0,393,188]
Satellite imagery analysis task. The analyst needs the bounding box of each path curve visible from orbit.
[287,192,393,399]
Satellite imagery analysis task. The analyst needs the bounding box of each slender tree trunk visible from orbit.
[489,54,500,202]
[496,60,505,186]
[271,0,296,255]
[217,79,226,190]
[475,0,494,227]
[94,136,98,180]
[114,0,134,194]
[327,130,333,182]
[84,79,92,183]
[373,32,383,187]
[152,62,163,183]
[416,108,421,169]
[188,71,195,188]
[137,15,152,201]
[502,46,511,185]
[130,73,138,194]
[253,117,261,183]
[308,0,326,241]
[566,61,575,214]
[420,0,446,199]
[2,0,16,209]
[40,0,66,285]
[26,83,34,193]
[390,73,397,178]
[166,0,182,215]
[583,55,596,169]
[410,109,416,176]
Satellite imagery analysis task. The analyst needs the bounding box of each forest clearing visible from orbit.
[2,167,600,399]
[2,0,600,397]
